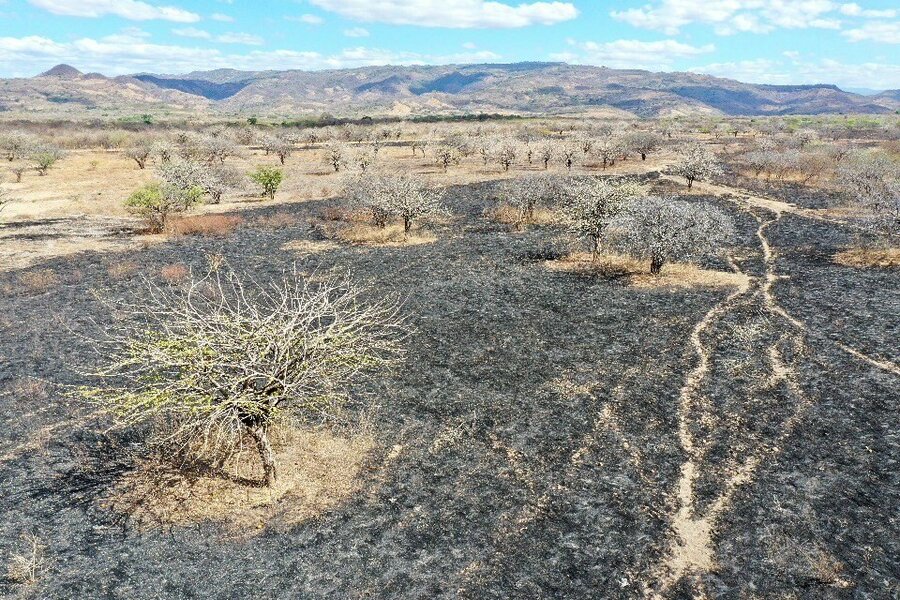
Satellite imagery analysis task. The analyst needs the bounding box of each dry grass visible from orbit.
[5,533,47,585]
[15,269,60,294]
[107,260,140,280]
[105,426,375,532]
[255,211,299,229]
[484,204,557,229]
[159,263,189,283]
[281,239,341,254]
[5,377,50,402]
[833,247,900,268]
[313,218,437,247]
[545,252,750,289]
[167,214,244,237]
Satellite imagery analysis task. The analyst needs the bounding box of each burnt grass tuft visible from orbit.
[0,181,897,598]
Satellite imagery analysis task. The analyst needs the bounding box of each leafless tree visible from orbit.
[10,165,26,183]
[494,138,518,172]
[126,143,153,169]
[612,197,735,274]
[594,138,621,169]
[673,143,721,189]
[262,136,293,165]
[75,264,405,487]
[435,144,462,172]
[561,145,579,172]
[324,142,348,173]
[839,150,900,242]
[494,174,559,224]
[0,132,35,162]
[562,178,645,259]
[627,131,662,161]
[538,141,555,170]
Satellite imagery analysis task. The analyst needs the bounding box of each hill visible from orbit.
[1,62,897,117]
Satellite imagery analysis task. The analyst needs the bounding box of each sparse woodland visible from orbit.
[0,112,898,598]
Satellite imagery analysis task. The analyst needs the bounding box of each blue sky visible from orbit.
[0,0,897,89]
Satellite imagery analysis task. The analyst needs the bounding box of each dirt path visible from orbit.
[647,197,815,597]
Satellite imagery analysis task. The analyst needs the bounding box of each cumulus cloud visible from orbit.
[29,0,199,22]
[216,32,264,45]
[308,0,577,28]
[0,32,501,78]
[611,0,847,35]
[843,21,900,43]
[210,12,234,22]
[690,57,900,89]
[551,38,715,70]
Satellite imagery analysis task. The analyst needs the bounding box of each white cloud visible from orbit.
[29,0,199,22]
[210,12,234,22]
[172,27,212,39]
[551,38,715,70]
[690,57,900,89]
[840,3,896,18]
[611,0,846,35]
[308,0,577,28]
[216,32,264,45]
[343,27,370,37]
[0,33,501,78]
[286,14,325,25]
[843,21,900,43]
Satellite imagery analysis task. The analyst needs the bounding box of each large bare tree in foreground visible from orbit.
[76,265,406,487]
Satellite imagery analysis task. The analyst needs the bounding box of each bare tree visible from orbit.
[324,142,347,173]
[0,132,35,162]
[839,151,900,242]
[673,143,722,189]
[75,265,405,487]
[562,178,645,259]
[263,136,293,165]
[594,138,621,169]
[10,165,26,183]
[538,141,555,170]
[126,143,153,169]
[627,131,662,161]
[561,145,579,172]
[494,174,559,224]
[494,138,518,172]
[612,197,735,274]
[0,187,10,214]
[435,144,462,172]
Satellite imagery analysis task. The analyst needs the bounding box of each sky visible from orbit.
[0,0,897,89]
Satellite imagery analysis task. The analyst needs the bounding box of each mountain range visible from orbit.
[1,62,897,118]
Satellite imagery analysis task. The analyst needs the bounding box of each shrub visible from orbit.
[435,144,462,171]
[125,182,203,233]
[126,143,153,169]
[75,265,405,487]
[612,197,735,274]
[346,174,445,233]
[673,143,721,188]
[838,150,899,242]
[249,166,284,201]
[32,147,64,176]
[562,178,645,259]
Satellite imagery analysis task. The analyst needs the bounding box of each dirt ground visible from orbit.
[0,131,897,598]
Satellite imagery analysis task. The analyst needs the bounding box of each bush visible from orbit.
[612,197,735,274]
[249,166,284,200]
[562,178,645,259]
[125,182,203,233]
[838,151,899,243]
[346,173,445,233]
[32,147,64,176]
[673,143,721,188]
[75,265,405,487]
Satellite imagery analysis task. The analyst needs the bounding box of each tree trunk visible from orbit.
[641,152,647,161]
[249,426,277,487]
[404,216,412,233]
[650,256,664,274]
[687,178,694,189]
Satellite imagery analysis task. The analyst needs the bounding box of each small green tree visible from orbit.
[32,148,64,176]
[250,166,284,200]
[125,182,202,232]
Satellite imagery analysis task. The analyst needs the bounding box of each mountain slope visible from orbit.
[2,62,897,117]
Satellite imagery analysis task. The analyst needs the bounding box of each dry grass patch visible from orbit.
[167,214,244,237]
[107,260,140,280]
[313,219,437,247]
[159,263,189,283]
[14,269,60,295]
[255,211,299,229]
[281,239,340,254]
[484,204,556,230]
[546,252,749,289]
[833,247,900,268]
[106,426,375,532]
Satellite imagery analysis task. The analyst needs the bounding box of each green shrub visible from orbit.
[249,166,284,201]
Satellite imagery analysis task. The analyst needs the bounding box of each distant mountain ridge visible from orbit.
[3,62,898,117]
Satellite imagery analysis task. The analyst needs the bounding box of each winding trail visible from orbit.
[648,195,815,598]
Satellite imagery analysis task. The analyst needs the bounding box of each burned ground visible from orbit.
[0,179,897,599]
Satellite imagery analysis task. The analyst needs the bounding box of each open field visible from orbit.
[0,115,897,598]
